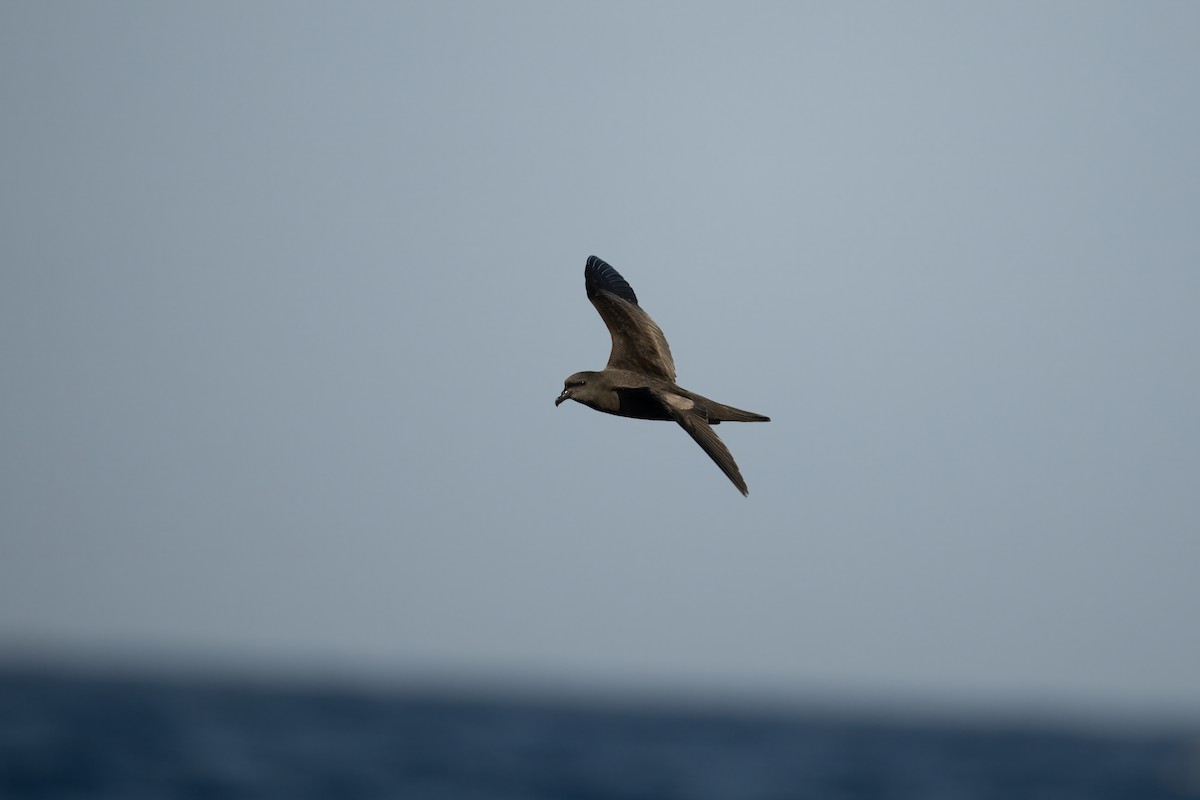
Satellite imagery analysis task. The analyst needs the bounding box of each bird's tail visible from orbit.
[708,405,770,423]
[688,392,770,424]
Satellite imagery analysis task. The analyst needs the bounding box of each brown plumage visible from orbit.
[556,255,769,495]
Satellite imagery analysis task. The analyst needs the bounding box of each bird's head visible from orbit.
[555,371,595,406]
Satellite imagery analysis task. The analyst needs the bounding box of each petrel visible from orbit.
[556,255,769,495]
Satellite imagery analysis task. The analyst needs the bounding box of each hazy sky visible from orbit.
[2,3,1198,718]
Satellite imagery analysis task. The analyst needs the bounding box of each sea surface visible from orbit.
[2,666,1197,799]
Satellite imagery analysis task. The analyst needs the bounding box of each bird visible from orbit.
[556,255,769,495]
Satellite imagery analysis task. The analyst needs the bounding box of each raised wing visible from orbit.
[585,256,676,382]
[658,390,750,496]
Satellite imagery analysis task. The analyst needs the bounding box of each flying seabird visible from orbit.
[556,255,769,495]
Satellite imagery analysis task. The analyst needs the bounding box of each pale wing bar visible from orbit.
[659,391,750,496]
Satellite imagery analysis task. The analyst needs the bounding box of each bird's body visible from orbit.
[556,256,768,495]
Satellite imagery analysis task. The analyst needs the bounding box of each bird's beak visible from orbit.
[555,389,571,407]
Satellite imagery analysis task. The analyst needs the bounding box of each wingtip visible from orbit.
[584,255,638,305]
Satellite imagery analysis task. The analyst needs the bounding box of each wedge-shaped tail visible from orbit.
[682,392,770,424]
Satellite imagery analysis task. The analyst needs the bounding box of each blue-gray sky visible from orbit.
[2,3,1198,719]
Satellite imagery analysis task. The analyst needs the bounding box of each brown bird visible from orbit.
[556,255,769,495]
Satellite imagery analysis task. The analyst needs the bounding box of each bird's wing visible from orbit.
[585,256,676,382]
[657,391,749,496]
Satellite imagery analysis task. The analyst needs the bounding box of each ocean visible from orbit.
[1,667,1196,799]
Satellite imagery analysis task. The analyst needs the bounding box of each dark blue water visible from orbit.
[2,667,1197,799]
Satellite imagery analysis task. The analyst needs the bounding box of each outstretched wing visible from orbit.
[585,256,676,382]
[657,390,750,496]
